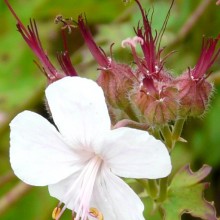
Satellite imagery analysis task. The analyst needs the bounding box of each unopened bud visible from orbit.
[132,78,179,126]
[175,72,213,117]
[97,62,136,111]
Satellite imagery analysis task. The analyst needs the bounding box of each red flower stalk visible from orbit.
[4,0,77,83]
[78,15,109,68]
[134,0,174,81]
[57,31,78,77]
[191,36,220,80]
[135,0,157,75]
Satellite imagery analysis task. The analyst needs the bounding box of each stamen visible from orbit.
[54,14,77,34]
[56,30,78,76]
[52,156,102,220]
[89,207,104,220]
[52,207,61,219]
[74,156,102,220]
[121,36,144,48]
[121,36,148,76]
[135,0,156,74]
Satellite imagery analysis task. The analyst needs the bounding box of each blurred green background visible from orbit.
[0,0,220,219]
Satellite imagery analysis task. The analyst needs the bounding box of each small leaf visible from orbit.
[161,164,217,220]
[177,137,187,143]
[171,164,211,188]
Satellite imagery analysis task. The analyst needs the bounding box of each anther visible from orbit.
[54,15,64,24]
[89,207,104,220]
[54,14,77,34]
[52,207,61,219]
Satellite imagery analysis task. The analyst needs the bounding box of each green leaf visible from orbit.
[161,164,217,220]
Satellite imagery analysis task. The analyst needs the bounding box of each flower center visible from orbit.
[54,155,103,220]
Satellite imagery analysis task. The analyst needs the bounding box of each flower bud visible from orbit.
[175,36,219,117]
[132,74,179,126]
[175,72,213,117]
[97,61,136,110]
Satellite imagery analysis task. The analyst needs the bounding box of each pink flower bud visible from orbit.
[132,74,179,126]
[175,36,220,117]
[175,72,213,117]
[97,61,136,110]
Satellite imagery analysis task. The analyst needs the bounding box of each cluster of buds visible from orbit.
[79,0,220,128]
[5,0,220,129]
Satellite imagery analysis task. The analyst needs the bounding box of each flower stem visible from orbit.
[137,179,150,192]
[124,105,139,122]
[124,105,140,122]
[136,179,158,199]
[150,128,161,140]
[157,177,168,202]
[148,179,158,199]
[113,119,148,130]
[172,118,185,141]
[160,125,172,150]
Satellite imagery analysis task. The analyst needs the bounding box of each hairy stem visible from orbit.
[0,182,32,216]
[160,125,173,150]
[124,105,140,122]
[113,119,148,130]
[172,118,185,142]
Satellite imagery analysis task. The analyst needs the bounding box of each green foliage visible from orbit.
[161,165,217,220]
[189,85,220,167]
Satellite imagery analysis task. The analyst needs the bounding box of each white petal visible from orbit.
[91,167,144,220]
[98,127,171,179]
[49,172,81,209]
[45,77,111,149]
[10,111,85,186]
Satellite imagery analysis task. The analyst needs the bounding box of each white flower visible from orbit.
[10,77,171,220]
